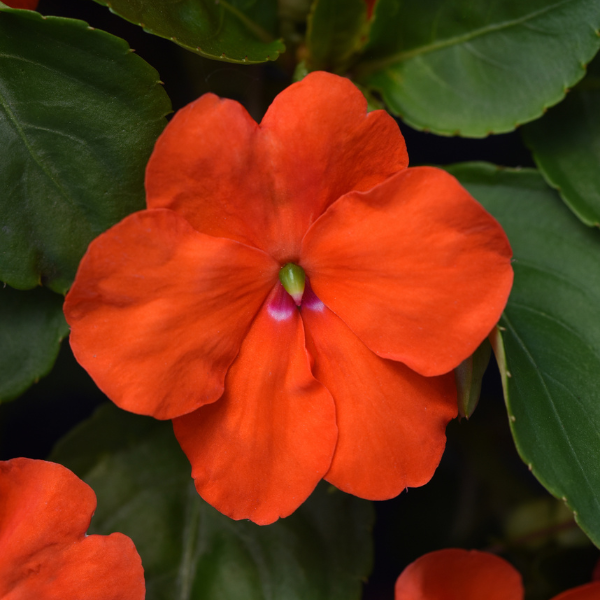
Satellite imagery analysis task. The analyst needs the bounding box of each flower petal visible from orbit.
[173,284,337,525]
[3,0,38,8]
[65,208,279,420]
[394,549,524,600]
[301,167,513,377]
[301,289,457,499]
[146,72,408,262]
[553,583,600,600]
[0,458,144,600]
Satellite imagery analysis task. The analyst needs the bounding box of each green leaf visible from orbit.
[92,0,285,64]
[51,404,374,600]
[523,55,600,227]
[356,0,600,137]
[305,0,370,72]
[448,162,600,547]
[0,9,171,293]
[455,338,492,420]
[0,285,68,403]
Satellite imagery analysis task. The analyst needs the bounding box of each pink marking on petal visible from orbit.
[267,283,296,321]
[302,280,325,312]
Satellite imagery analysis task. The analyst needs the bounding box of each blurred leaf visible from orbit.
[448,162,600,548]
[51,404,374,600]
[0,285,68,403]
[306,0,369,72]
[92,0,285,64]
[523,55,600,227]
[0,8,170,293]
[455,338,492,420]
[356,0,600,137]
[505,497,589,550]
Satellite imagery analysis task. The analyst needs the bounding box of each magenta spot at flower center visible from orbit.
[301,280,324,312]
[267,275,324,321]
[267,283,296,321]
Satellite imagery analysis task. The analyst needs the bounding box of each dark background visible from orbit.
[2,2,596,599]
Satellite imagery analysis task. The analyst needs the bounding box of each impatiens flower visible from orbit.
[64,72,513,525]
[2,0,38,9]
[0,458,145,600]
[394,548,600,600]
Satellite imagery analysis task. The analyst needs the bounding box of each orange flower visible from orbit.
[0,458,145,600]
[64,72,513,524]
[394,548,600,600]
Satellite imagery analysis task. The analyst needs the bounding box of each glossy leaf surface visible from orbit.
[523,56,600,227]
[0,285,68,403]
[357,0,600,137]
[0,8,170,293]
[92,0,284,64]
[51,404,374,600]
[306,0,369,72]
[449,162,600,547]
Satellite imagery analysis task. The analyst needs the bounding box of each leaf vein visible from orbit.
[361,0,575,73]
[0,83,74,208]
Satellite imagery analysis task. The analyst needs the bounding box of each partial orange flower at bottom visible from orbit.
[395,549,600,600]
[65,72,513,524]
[0,458,145,600]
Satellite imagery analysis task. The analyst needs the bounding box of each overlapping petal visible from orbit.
[301,167,513,377]
[146,72,408,262]
[0,458,144,600]
[173,284,337,524]
[394,549,524,600]
[65,208,279,420]
[302,288,457,499]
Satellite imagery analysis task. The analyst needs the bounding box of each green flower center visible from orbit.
[279,263,305,306]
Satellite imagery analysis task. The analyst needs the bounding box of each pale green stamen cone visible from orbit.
[279,263,305,306]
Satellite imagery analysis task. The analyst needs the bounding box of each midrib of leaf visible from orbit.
[357,0,576,76]
[176,482,202,600]
[219,0,275,44]
[0,81,74,208]
[502,312,600,512]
